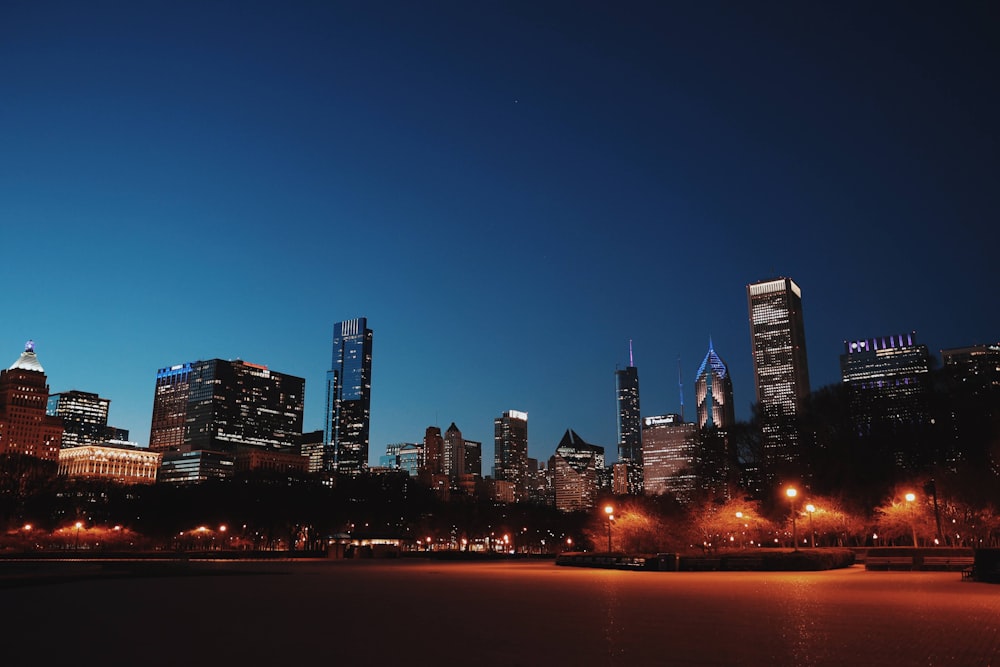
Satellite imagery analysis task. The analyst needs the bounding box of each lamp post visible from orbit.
[786,488,798,551]
[735,512,744,549]
[604,505,614,553]
[905,492,918,546]
[805,504,816,548]
[74,521,83,551]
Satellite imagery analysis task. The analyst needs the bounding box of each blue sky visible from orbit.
[2,1,998,467]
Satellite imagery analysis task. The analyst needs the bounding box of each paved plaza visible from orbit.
[4,559,998,666]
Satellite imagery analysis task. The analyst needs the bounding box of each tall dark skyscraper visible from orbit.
[494,409,528,502]
[747,277,810,472]
[615,342,642,494]
[149,359,304,454]
[324,317,373,474]
[841,332,931,467]
[695,340,735,429]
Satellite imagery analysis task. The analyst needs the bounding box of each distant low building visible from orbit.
[58,443,161,485]
[158,450,235,484]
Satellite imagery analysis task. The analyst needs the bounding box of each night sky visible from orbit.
[3,2,998,467]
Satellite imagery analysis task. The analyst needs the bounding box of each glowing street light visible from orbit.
[805,504,816,548]
[905,492,918,546]
[604,505,615,553]
[74,521,83,550]
[735,512,744,549]
[786,488,798,551]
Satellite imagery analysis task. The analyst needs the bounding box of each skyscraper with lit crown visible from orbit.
[324,317,373,474]
[747,277,810,472]
[0,341,62,462]
[695,340,735,429]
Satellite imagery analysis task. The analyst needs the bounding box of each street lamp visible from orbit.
[604,505,614,553]
[786,488,798,551]
[905,492,918,546]
[74,521,83,550]
[735,512,744,549]
[805,504,816,548]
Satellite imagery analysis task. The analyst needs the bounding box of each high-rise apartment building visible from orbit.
[549,429,604,512]
[494,409,528,502]
[747,277,810,470]
[641,414,699,501]
[0,341,62,462]
[47,390,111,448]
[615,345,642,494]
[324,318,373,474]
[149,359,304,454]
[695,341,735,429]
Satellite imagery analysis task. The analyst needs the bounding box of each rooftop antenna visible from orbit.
[629,339,634,367]
[677,355,685,423]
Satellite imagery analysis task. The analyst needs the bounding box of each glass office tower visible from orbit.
[324,317,373,474]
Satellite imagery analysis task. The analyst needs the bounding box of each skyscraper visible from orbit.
[422,425,444,475]
[0,341,62,462]
[747,277,810,471]
[324,317,373,474]
[494,409,528,502]
[695,340,735,429]
[149,363,193,452]
[641,414,699,501]
[549,429,604,512]
[149,359,304,454]
[841,332,931,430]
[443,422,466,478]
[841,332,931,467]
[615,342,642,494]
[47,390,111,448]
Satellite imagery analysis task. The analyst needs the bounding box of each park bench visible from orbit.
[865,556,913,570]
[922,555,974,571]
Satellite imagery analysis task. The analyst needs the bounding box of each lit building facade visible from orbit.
[47,390,111,448]
[840,332,931,432]
[464,438,482,477]
[422,426,444,475]
[695,341,735,429]
[149,363,192,452]
[747,277,810,471]
[615,357,642,494]
[0,342,62,462]
[149,359,304,454]
[494,409,528,502]
[642,414,699,501]
[443,422,466,478]
[942,343,1000,392]
[324,318,373,474]
[549,429,604,512]
[58,443,161,484]
[398,443,424,477]
[158,449,235,484]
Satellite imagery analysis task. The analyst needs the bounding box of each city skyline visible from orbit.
[2,2,998,467]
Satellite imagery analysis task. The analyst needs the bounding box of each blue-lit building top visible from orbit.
[695,340,735,429]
